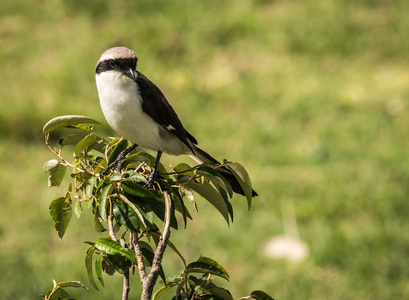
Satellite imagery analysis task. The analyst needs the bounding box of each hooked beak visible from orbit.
[124,68,137,81]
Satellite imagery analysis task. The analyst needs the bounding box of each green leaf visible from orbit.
[224,162,254,209]
[122,170,148,184]
[110,172,123,181]
[43,115,100,134]
[137,240,155,257]
[101,256,116,275]
[173,162,195,178]
[197,165,233,198]
[57,281,88,289]
[250,290,275,300]
[75,168,90,182]
[121,195,154,229]
[83,197,94,209]
[74,200,82,218]
[94,208,106,232]
[99,185,112,221]
[185,261,229,281]
[118,194,149,230]
[172,188,191,228]
[197,257,229,278]
[59,131,90,146]
[85,176,98,198]
[48,287,70,300]
[184,177,230,225]
[88,138,108,155]
[85,247,99,290]
[197,167,234,221]
[113,202,140,232]
[95,238,136,263]
[187,275,207,291]
[49,196,72,239]
[153,283,178,300]
[121,180,157,198]
[95,253,105,287]
[107,254,129,274]
[108,139,129,165]
[136,194,178,229]
[74,132,97,157]
[122,151,167,175]
[95,177,106,193]
[43,160,67,187]
[206,287,233,300]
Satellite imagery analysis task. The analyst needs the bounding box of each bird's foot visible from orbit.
[143,150,163,188]
[144,170,159,189]
[102,157,122,175]
[102,143,138,176]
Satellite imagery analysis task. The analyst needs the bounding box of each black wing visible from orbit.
[135,71,198,151]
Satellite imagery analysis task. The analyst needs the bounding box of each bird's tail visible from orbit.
[189,146,258,197]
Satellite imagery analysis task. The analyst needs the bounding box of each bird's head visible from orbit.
[95,47,138,81]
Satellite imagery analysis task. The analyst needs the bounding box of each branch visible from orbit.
[45,133,96,176]
[45,134,76,169]
[139,191,172,300]
[150,191,172,271]
[122,272,130,300]
[107,199,117,242]
[132,231,147,282]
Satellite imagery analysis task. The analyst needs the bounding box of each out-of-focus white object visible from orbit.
[264,235,309,262]
[264,198,309,262]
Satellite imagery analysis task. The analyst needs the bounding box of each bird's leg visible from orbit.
[145,150,163,188]
[102,143,138,175]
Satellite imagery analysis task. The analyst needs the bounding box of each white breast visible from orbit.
[95,71,190,156]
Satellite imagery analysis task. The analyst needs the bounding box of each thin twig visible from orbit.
[140,191,172,300]
[107,199,117,241]
[45,133,96,176]
[162,165,200,176]
[174,175,199,185]
[134,161,147,173]
[45,134,76,169]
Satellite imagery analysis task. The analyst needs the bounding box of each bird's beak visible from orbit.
[124,68,137,81]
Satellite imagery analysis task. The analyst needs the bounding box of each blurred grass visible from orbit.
[1,0,409,299]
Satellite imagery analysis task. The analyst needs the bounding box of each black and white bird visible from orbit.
[95,46,257,197]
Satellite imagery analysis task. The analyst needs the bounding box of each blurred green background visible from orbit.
[1,0,409,299]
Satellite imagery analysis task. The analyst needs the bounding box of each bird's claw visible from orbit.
[102,143,138,176]
[144,171,158,189]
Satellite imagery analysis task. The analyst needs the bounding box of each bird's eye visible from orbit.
[108,60,116,68]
